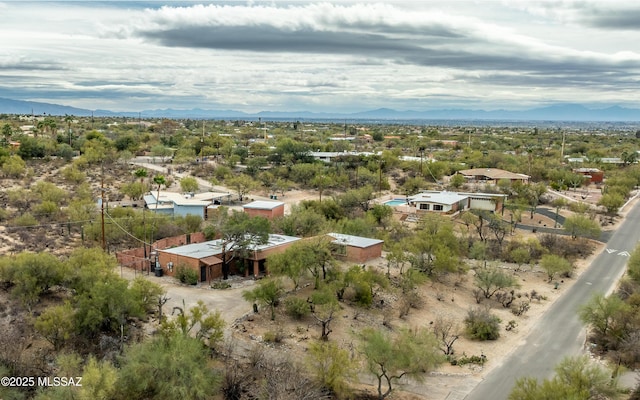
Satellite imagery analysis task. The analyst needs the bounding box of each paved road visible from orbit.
[465,201,640,400]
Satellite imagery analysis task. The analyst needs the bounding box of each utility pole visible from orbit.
[100,161,106,251]
[378,159,383,196]
[560,130,566,163]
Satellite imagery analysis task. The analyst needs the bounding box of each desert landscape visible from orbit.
[107,160,622,399]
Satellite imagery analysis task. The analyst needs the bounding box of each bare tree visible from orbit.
[257,354,331,400]
[432,315,461,356]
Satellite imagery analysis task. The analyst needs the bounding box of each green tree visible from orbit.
[526,182,547,218]
[579,293,630,348]
[175,214,203,234]
[409,214,462,276]
[563,214,602,240]
[474,267,520,299]
[598,192,625,215]
[464,307,501,341]
[134,168,147,183]
[360,327,444,399]
[509,355,621,400]
[150,144,172,160]
[273,204,327,237]
[449,173,466,189]
[302,236,335,288]
[33,181,68,204]
[226,174,258,201]
[61,164,87,184]
[306,341,355,397]
[121,181,147,201]
[369,204,394,226]
[153,175,166,207]
[310,288,340,341]
[73,273,132,335]
[204,210,270,280]
[627,243,640,284]
[461,210,487,241]
[34,302,75,350]
[0,252,66,311]
[1,155,26,178]
[539,254,572,282]
[63,115,74,145]
[1,123,12,146]
[35,355,118,400]
[335,185,376,215]
[180,176,199,193]
[242,278,285,320]
[509,247,531,272]
[550,197,567,228]
[160,300,225,346]
[116,334,219,400]
[128,277,165,317]
[267,250,307,290]
[311,174,333,202]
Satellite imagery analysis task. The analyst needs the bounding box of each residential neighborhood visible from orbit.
[3,111,640,400]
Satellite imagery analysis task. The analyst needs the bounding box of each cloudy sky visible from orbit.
[2,0,640,113]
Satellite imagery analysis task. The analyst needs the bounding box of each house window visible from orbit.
[331,244,347,256]
[419,204,430,210]
[433,204,444,211]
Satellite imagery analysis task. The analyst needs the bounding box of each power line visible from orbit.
[104,211,150,246]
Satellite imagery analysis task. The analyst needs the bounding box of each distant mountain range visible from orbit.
[2,97,640,122]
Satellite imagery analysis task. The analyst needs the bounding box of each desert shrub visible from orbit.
[511,300,531,316]
[464,307,501,341]
[176,265,198,285]
[12,212,38,227]
[539,234,593,259]
[61,164,86,184]
[211,281,231,290]
[284,297,311,320]
[454,353,487,366]
[263,330,284,343]
[353,282,373,308]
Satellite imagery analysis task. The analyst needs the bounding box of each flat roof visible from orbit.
[327,233,383,248]
[159,234,300,259]
[160,241,220,258]
[146,191,232,207]
[409,192,469,205]
[457,168,529,180]
[243,200,285,210]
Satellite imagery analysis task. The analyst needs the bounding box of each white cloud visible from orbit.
[2,1,640,112]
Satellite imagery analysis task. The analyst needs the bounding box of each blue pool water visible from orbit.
[384,199,407,206]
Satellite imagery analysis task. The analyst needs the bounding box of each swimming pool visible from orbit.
[384,199,407,206]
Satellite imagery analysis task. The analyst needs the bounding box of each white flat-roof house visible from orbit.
[407,191,507,214]
[144,191,232,220]
[309,151,376,163]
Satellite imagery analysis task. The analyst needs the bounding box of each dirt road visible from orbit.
[118,266,256,326]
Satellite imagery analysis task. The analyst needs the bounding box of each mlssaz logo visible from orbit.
[37,377,83,387]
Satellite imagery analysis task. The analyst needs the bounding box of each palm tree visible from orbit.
[2,123,12,147]
[134,168,148,184]
[64,114,73,145]
[153,175,166,213]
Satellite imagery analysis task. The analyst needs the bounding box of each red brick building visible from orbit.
[156,234,300,282]
[573,168,604,184]
[243,200,285,219]
[327,233,383,263]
